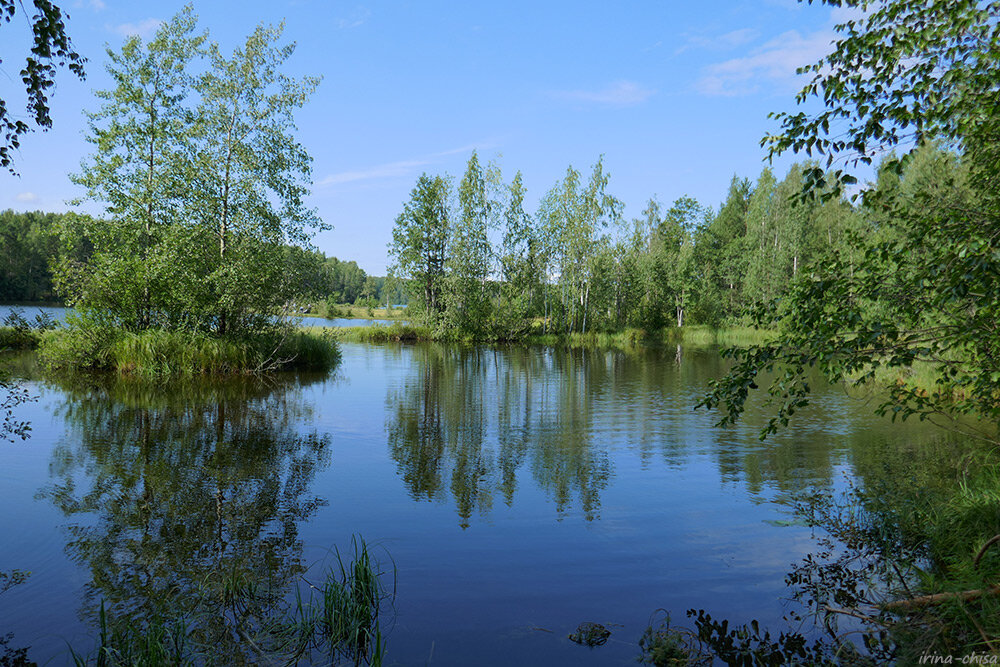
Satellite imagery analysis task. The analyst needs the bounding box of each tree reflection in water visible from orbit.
[385,343,863,527]
[42,372,334,664]
[387,345,617,526]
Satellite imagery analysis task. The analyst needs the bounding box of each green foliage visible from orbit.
[386,151,860,341]
[444,151,498,337]
[537,157,623,334]
[0,0,85,173]
[702,147,998,443]
[702,0,1000,444]
[0,209,70,302]
[388,173,452,323]
[764,0,1000,190]
[311,537,395,664]
[691,1,1000,661]
[498,171,537,328]
[61,7,323,340]
[0,328,41,351]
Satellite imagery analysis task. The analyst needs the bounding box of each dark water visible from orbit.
[0,342,952,665]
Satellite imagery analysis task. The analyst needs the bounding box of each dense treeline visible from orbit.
[388,151,873,339]
[0,210,393,311]
[284,247,403,308]
[0,210,79,302]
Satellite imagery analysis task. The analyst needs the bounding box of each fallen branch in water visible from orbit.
[882,586,1000,612]
[974,534,1000,570]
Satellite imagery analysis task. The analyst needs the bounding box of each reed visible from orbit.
[39,328,340,375]
[334,323,431,343]
[315,536,395,664]
[67,536,394,665]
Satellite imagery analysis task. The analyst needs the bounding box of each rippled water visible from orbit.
[0,341,951,665]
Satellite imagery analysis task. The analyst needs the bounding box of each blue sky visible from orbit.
[0,0,851,274]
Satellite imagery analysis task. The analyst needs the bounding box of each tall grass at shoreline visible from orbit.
[332,322,774,349]
[332,323,430,343]
[525,325,774,349]
[39,327,340,375]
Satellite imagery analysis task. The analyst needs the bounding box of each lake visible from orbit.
[0,341,955,664]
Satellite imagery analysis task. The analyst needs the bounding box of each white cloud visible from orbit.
[336,7,371,29]
[108,18,163,39]
[695,28,834,96]
[90,0,106,10]
[692,3,872,98]
[318,141,500,187]
[551,81,655,107]
[434,142,495,157]
[676,28,759,54]
[319,159,430,186]
[15,192,38,203]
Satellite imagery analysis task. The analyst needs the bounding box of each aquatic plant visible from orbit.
[66,536,395,666]
[637,611,712,666]
[314,537,396,664]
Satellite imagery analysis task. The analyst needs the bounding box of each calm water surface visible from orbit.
[0,341,950,665]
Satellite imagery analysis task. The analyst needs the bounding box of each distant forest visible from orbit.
[0,209,401,307]
[388,149,918,338]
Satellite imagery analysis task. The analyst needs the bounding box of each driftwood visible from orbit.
[879,535,1000,613]
[882,586,1000,612]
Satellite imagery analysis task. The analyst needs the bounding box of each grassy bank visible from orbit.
[39,327,340,375]
[525,325,774,349]
[328,322,774,349]
[328,323,431,343]
[304,302,407,321]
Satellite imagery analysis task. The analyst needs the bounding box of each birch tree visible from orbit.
[389,174,451,323]
[66,8,205,331]
[188,22,322,334]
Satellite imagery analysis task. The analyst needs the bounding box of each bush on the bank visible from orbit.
[39,327,340,375]
[0,326,43,350]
